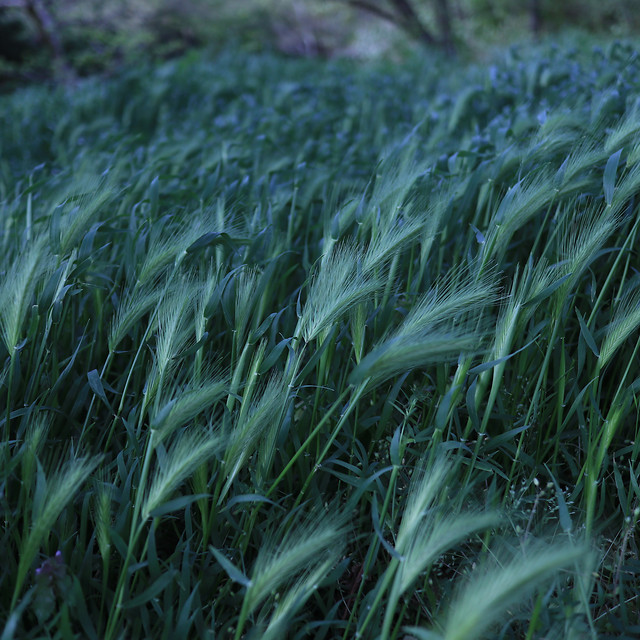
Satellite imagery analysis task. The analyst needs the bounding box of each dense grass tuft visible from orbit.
[2,40,640,638]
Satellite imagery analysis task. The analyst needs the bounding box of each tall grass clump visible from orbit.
[2,38,640,639]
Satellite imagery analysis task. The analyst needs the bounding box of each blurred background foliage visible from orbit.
[0,0,639,87]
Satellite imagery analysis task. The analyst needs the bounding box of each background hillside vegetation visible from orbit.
[0,0,639,85]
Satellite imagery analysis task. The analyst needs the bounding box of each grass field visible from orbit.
[2,40,640,638]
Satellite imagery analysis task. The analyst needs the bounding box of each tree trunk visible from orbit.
[433,0,455,56]
[530,0,542,38]
[346,0,457,55]
[388,0,438,47]
[0,0,74,81]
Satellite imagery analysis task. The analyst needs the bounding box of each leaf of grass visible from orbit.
[604,148,622,205]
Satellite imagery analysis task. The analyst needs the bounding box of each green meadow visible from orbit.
[2,41,640,638]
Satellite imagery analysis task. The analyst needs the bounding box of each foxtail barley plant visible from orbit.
[2,38,640,639]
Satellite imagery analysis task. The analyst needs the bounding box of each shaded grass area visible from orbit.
[1,40,640,638]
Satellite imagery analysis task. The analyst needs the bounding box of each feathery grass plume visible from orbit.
[473,260,562,422]
[557,203,621,292]
[220,373,288,501]
[604,104,640,154]
[349,300,369,365]
[434,542,592,640]
[144,280,197,408]
[195,263,221,340]
[259,559,335,640]
[590,88,622,128]
[254,373,290,486]
[482,172,554,262]
[401,267,497,336]
[381,457,497,636]
[350,329,481,391]
[361,207,424,275]
[351,268,497,388]
[392,510,498,598]
[137,217,212,284]
[527,130,583,170]
[19,415,50,498]
[142,428,224,519]
[610,159,640,213]
[93,473,114,565]
[556,138,606,190]
[150,370,228,443]
[55,171,117,255]
[239,511,346,623]
[396,456,496,562]
[486,271,524,369]
[296,242,384,343]
[363,138,425,223]
[599,286,640,369]
[625,139,640,167]
[394,459,447,552]
[417,185,453,279]
[0,235,50,353]
[233,267,261,346]
[108,283,165,351]
[535,110,586,139]
[492,259,564,361]
[12,455,101,608]
[193,263,222,381]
